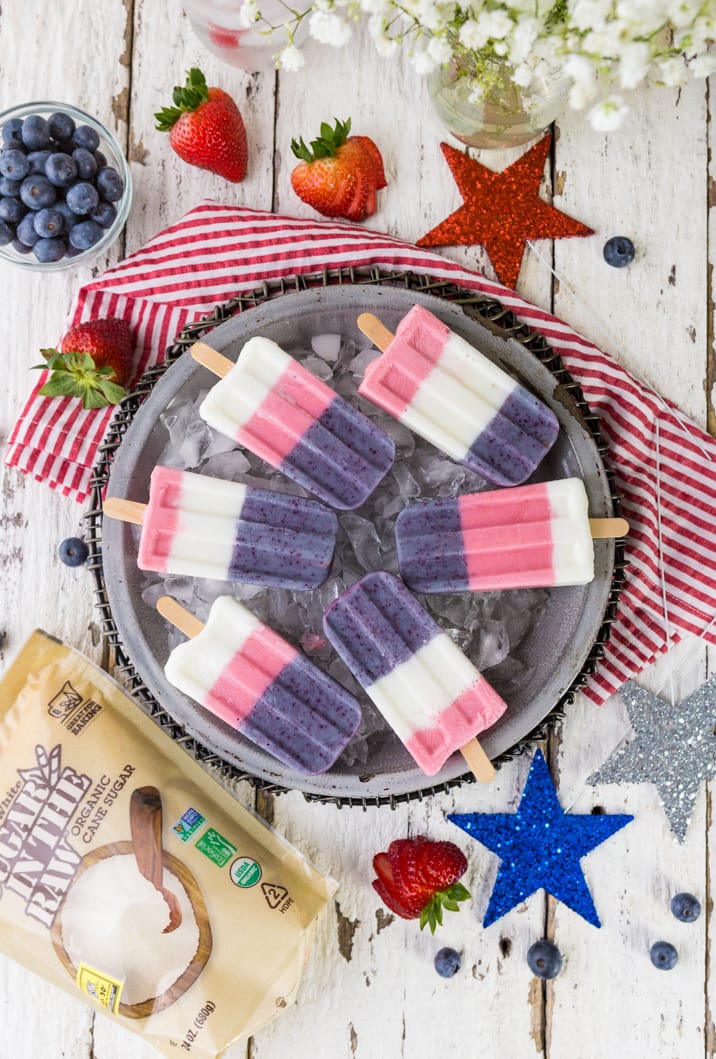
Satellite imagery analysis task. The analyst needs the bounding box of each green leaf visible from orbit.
[97,381,127,404]
[156,67,210,131]
[39,376,83,398]
[82,388,110,410]
[289,118,352,164]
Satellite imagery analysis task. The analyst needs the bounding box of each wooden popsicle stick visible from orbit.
[589,517,630,539]
[103,497,147,525]
[357,312,395,353]
[191,340,235,378]
[459,737,496,784]
[156,595,205,640]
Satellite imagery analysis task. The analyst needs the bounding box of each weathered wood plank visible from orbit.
[550,77,710,1058]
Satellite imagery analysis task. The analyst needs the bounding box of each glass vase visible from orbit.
[427,57,569,150]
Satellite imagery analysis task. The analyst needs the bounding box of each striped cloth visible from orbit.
[6,201,716,703]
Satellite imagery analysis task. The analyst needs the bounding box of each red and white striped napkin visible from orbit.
[7,201,716,703]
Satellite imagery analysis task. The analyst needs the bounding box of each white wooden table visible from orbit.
[1,3,715,1057]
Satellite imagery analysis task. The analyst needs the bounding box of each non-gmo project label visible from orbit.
[230,856,262,888]
[172,806,206,842]
[196,827,237,867]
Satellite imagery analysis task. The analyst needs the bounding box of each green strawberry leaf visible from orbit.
[39,375,84,398]
[155,67,210,131]
[290,117,352,164]
[417,882,471,934]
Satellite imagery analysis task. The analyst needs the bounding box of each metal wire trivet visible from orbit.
[84,267,628,807]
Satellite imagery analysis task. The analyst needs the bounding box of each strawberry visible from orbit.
[155,67,247,183]
[371,836,470,933]
[34,318,133,410]
[290,118,386,223]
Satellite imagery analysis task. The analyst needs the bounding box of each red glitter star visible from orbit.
[417,134,593,289]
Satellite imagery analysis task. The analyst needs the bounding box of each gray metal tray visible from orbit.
[93,278,621,802]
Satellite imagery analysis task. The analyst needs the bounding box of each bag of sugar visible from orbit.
[0,631,337,1057]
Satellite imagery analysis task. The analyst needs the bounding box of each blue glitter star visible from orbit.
[448,750,633,928]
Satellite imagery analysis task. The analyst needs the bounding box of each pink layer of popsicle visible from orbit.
[236,359,335,463]
[404,674,508,775]
[137,466,183,572]
[361,305,448,415]
[203,625,297,727]
[459,485,554,589]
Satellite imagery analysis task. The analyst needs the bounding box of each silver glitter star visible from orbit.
[588,677,716,842]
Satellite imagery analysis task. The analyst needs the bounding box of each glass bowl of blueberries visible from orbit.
[0,102,131,270]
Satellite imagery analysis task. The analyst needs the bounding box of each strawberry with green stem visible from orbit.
[34,318,133,410]
[155,67,248,183]
[372,836,470,933]
[290,117,387,222]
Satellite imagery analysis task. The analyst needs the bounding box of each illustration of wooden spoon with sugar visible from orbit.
[129,786,182,933]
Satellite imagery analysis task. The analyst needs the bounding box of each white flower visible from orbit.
[368,13,399,55]
[690,53,716,78]
[509,17,539,65]
[309,10,352,45]
[362,0,389,12]
[427,35,453,64]
[458,19,487,50]
[476,9,513,40]
[411,47,438,73]
[238,0,259,28]
[512,63,533,87]
[588,95,630,131]
[569,0,612,31]
[279,43,306,70]
[658,56,687,87]
[618,41,651,90]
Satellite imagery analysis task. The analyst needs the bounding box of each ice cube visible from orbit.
[311,333,342,361]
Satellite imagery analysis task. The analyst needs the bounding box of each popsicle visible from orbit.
[395,478,629,593]
[104,466,338,590]
[159,595,362,775]
[323,572,507,782]
[192,336,395,510]
[357,305,560,487]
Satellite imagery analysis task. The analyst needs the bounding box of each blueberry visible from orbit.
[650,941,678,970]
[1,118,23,146]
[11,238,32,255]
[20,175,56,210]
[66,181,99,215]
[27,149,53,175]
[33,236,66,263]
[34,207,65,238]
[434,947,461,978]
[527,940,563,980]
[16,213,40,247]
[64,242,84,258]
[89,200,117,229]
[603,236,635,268]
[71,147,97,180]
[45,152,78,188]
[48,111,75,142]
[94,149,107,169]
[96,166,124,202]
[0,149,31,181]
[0,195,26,224]
[0,176,22,196]
[671,892,701,923]
[21,115,52,150]
[72,124,100,152]
[54,200,80,232]
[0,219,12,247]
[69,219,103,250]
[59,537,89,566]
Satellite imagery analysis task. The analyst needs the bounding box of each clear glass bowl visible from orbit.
[0,101,132,271]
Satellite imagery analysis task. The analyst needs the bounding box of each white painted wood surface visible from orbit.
[0,1,714,1056]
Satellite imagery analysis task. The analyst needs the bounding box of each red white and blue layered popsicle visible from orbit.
[128,465,338,590]
[396,478,596,593]
[194,336,395,510]
[323,572,507,779]
[161,595,362,775]
[358,305,559,487]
